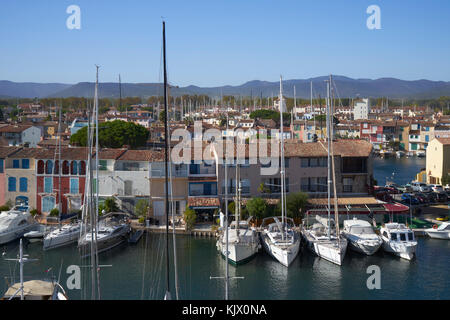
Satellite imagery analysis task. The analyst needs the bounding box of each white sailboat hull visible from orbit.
[43,229,80,250]
[303,231,348,266]
[216,239,259,265]
[261,233,300,267]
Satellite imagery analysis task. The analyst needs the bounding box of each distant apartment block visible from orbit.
[353,99,370,120]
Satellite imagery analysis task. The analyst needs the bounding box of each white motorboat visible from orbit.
[396,151,405,158]
[43,222,81,250]
[216,219,260,265]
[303,216,348,266]
[424,222,450,239]
[341,218,382,255]
[0,206,36,245]
[380,223,417,260]
[416,150,426,157]
[24,224,54,243]
[261,216,300,267]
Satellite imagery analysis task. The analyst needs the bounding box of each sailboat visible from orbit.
[216,129,260,264]
[44,103,82,250]
[78,68,130,258]
[260,76,300,267]
[302,75,348,266]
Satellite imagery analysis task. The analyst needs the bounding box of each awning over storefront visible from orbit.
[306,196,388,215]
[188,197,220,209]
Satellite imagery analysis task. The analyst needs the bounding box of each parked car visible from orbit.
[400,193,420,205]
[436,192,448,203]
[375,191,393,202]
[411,182,431,193]
[385,186,401,194]
[436,214,449,221]
[429,184,444,192]
[397,184,413,193]
[414,192,429,204]
[445,191,450,201]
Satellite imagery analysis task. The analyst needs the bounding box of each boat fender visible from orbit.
[432,224,438,229]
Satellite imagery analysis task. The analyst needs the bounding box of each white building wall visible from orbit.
[353,99,370,120]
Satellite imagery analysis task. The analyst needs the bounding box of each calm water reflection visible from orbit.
[2,234,448,300]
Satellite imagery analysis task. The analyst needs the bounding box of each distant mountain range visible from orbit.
[2,76,450,99]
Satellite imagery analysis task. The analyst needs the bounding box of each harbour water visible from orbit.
[373,156,426,186]
[1,234,449,300]
[1,156,448,300]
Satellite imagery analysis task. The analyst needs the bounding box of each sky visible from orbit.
[1,0,450,86]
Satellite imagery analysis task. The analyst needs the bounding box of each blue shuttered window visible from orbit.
[8,177,16,192]
[44,177,53,193]
[42,196,55,213]
[19,177,27,192]
[70,178,79,194]
[13,160,19,168]
[0,159,3,173]
[21,159,30,169]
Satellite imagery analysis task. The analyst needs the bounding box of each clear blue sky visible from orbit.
[1,0,449,86]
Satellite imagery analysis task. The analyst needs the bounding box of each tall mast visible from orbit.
[279,76,286,240]
[162,21,171,301]
[326,77,331,239]
[224,112,229,300]
[119,74,122,113]
[330,75,341,247]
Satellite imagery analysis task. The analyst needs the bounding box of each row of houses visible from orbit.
[0,139,374,221]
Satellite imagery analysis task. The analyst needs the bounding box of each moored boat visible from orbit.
[424,222,450,239]
[380,223,417,260]
[341,218,382,255]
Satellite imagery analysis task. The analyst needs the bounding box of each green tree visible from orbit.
[70,120,149,148]
[159,110,166,122]
[183,207,197,231]
[49,208,59,217]
[276,192,308,218]
[104,197,119,213]
[135,199,150,219]
[246,197,267,219]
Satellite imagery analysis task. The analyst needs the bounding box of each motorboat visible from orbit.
[24,224,49,243]
[78,213,131,257]
[302,215,348,266]
[416,150,426,157]
[341,218,382,255]
[380,223,417,260]
[260,216,300,267]
[0,206,36,245]
[43,222,81,250]
[424,222,450,239]
[396,151,405,158]
[216,218,260,265]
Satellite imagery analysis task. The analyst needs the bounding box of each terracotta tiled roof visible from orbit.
[188,197,220,208]
[436,137,450,145]
[117,149,164,162]
[0,146,21,158]
[96,148,127,160]
[0,125,33,133]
